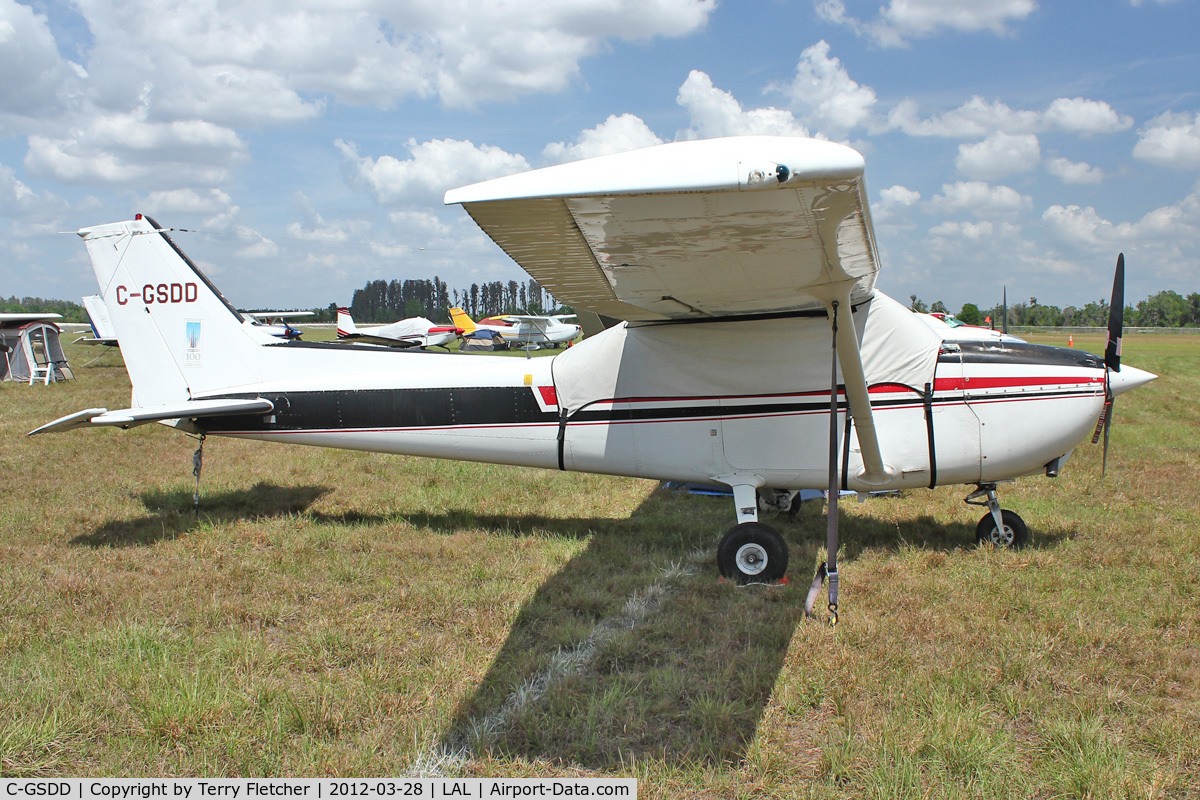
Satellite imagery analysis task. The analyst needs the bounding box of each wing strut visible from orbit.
[832,296,891,484]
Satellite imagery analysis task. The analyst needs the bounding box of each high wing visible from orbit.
[0,313,63,324]
[244,311,315,321]
[29,397,275,435]
[444,136,878,322]
[445,135,892,482]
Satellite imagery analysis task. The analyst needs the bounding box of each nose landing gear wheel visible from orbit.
[717,522,788,584]
[975,510,1029,549]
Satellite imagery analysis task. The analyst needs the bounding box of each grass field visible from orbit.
[1,330,1197,797]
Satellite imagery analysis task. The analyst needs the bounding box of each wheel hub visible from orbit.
[734,543,768,576]
[989,525,1015,546]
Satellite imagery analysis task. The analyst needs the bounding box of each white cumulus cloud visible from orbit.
[928,181,1032,217]
[676,70,809,140]
[1133,112,1200,168]
[25,113,247,187]
[1042,97,1133,136]
[889,95,1130,139]
[1045,157,1105,184]
[955,132,1041,179]
[337,138,530,206]
[0,0,86,136]
[772,40,877,136]
[817,0,1037,47]
[543,114,664,164]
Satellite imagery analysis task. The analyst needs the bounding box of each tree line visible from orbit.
[2,296,89,323]
[910,289,1200,329]
[347,277,560,324]
[8,285,1200,328]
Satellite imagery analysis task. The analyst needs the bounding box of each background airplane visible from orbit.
[450,308,581,348]
[244,311,312,340]
[336,307,462,348]
[30,137,1155,619]
[0,312,62,324]
[75,295,120,346]
[916,312,1026,344]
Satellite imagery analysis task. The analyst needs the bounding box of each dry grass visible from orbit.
[1,332,1197,797]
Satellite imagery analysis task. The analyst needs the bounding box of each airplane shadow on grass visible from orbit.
[430,487,1068,770]
[70,479,1066,768]
[70,482,333,547]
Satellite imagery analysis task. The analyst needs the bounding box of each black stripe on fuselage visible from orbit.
[198,379,1099,435]
[942,341,1105,369]
[200,386,556,433]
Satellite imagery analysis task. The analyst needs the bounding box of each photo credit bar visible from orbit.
[2,780,637,800]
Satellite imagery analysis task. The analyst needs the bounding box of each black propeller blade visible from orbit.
[1092,253,1125,478]
[1106,253,1124,373]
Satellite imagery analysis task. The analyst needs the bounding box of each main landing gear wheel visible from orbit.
[717,522,789,585]
[975,510,1029,549]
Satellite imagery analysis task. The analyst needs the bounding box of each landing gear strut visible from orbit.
[712,481,790,584]
[965,484,1029,548]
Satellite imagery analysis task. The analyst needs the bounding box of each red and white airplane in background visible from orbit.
[337,307,462,349]
[449,307,581,348]
[30,136,1154,616]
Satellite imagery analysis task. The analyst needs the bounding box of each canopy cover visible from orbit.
[552,292,940,413]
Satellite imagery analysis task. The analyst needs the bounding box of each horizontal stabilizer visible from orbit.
[28,397,275,435]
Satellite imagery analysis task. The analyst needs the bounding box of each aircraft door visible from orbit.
[930,346,982,485]
[720,393,834,488]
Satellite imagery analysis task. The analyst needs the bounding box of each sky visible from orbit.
[2,0,1198,314]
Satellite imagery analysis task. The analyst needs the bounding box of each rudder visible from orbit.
[448,307,477,334]
[80,215,269,406]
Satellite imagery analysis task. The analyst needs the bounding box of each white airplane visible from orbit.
[337,307,462,349]
[449,307,581,348]
[75,295,120,346]
[0,312,62,324]
[29,136,1155,620]
[916,312,1025,344]
[244,310,312,340]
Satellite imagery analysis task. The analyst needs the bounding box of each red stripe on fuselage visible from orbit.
[933,375,1103,392]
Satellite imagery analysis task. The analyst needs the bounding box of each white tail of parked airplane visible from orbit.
[80,215,275,406]
[77,294,119,346]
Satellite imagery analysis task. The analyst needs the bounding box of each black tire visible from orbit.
[975,510,1029,549]
[717,522,789,584]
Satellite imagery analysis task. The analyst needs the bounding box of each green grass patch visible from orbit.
[1,333,1197,796]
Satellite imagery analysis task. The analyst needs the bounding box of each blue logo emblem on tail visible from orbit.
[185,320,202,366]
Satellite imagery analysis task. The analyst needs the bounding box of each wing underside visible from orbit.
[446,136,880,321]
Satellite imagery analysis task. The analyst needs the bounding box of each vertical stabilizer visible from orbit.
[81,295,117,340]
[448,307,477,334]
[79,215,270,406]
[336,307,358,338]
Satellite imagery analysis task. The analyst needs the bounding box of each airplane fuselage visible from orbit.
[194,316,1115,494]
